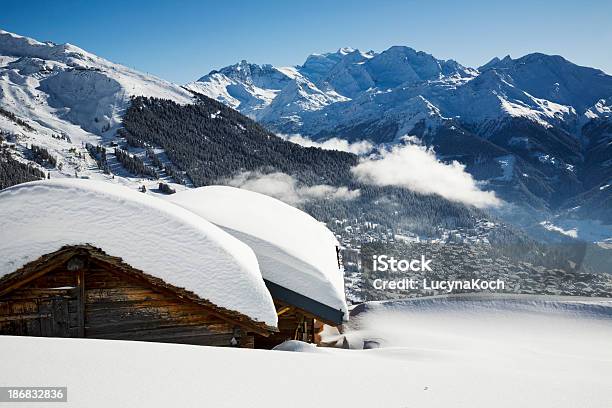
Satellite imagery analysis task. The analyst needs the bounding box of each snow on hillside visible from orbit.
[0,30,191,134]
[189,45,612,232]
[2,294,611,407]
[0,29,193,193]
[585,98,612,119]
[539,218,612,243]
[0,179,278,327]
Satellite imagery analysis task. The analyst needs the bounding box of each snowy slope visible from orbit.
[2,294,611,407]
[0,29,193,193]
[0,179,278,327]
[0,29,192,134]
[192,47,612,229]
[169,186,348,318]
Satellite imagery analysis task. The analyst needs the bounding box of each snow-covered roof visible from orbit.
[0,179,278,328]
[168,186,348,320]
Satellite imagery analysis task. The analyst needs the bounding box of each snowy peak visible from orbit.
[0,28,192,133]
[299,45,473,92]
[0,30,89,63]
[365,45,474,87]
[207,60,292,90]
[190,45,481,122]
[0,28,193,191]
[585,98,612,119]
[300,47,375,81]
[479,52,612,112]
[187,61,294,116]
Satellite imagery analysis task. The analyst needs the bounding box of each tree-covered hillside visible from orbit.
[122,95,357,187]
[119,96,512,238]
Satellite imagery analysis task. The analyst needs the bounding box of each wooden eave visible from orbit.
[264,279,344,326]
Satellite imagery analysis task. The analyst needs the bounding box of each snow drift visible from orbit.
[168,186,348,319]
[2,294,611,407]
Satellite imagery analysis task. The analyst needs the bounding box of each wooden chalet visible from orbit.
[1,180,349,350]
[0,245,274,347]
[169,186,350,349]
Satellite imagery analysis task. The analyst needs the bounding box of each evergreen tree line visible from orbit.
[85,143,111,174]
[113,147,158,179]
[121,96,357,187]
[0,145,45,189]
[144,148,185,184]
[29,145,57,168]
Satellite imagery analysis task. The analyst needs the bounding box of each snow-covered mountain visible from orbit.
[189,47,612,226]
[190,47,612,138]
[0,29,193,190]
[1,29,509,249]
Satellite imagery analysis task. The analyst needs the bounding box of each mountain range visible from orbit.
[0,29,610,243]
[188,47,612,229]
[0,29,498,240]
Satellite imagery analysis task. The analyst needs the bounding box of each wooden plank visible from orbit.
[9,301,39,315]
[77,269,85,337]
[69,312,79,328]
[68,300,78,314]
[85,288,169,303]
[39,302,53,337]
[91,324,220,339]
[3,288,76,301]
[86,318,232,336]
[240,336,255,348]
[52,298,70,337]
[85,304,215,320]
[0,313,51,322]
[95,331,238,346]
[25,316,41,336]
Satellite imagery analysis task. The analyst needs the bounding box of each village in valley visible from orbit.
[331,218,612,304]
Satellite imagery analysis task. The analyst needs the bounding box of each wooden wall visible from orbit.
[0,270,81,337]
[0,257,254,348]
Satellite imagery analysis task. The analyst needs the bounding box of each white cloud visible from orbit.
[281,134,374,155]
[351,144,501,208]
[226,171,360,205]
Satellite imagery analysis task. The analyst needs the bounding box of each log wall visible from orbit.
[0,258,253,347]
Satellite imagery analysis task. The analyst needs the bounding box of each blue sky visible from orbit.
[1,0,610,83]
